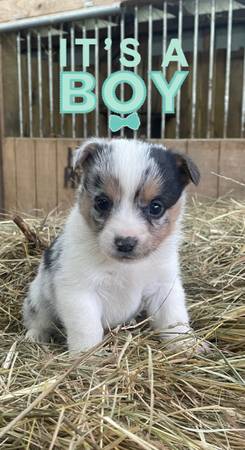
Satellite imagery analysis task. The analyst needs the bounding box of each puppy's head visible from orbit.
[74,139,200,261]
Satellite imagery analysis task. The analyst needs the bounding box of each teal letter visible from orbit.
[60,38,67,68]
[60,72,96,113]
[102,71,146,114]
[151,71,189,113]
[162,39,188,68]
[120,38,141,68]
[75,38,97,68]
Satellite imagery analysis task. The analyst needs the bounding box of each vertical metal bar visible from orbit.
[16,32,23,137]
[120,9,125,137]
[133,5,138,139]
[207,0,215,138]
[191,0,199,138]
[175,0,182,138]
[70,23,76,138]
[0,38,5,212]
[82,24,87,139]
[48,28,54,135]
[241,47,245,137]
[27,31,33,137]
[37,31,43,137]
[223,0,233,138]
[95,20,99,137]
[161,1,167,139]
[107,16,112,138]
[59,24,64,137]
[147,4,153,139]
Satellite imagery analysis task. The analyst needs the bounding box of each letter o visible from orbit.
[102,71,146,114]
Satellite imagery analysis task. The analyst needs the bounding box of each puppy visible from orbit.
[23,139,200,355]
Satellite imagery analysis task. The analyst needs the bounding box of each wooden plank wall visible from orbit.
[2,138,245,215]
[0,0,120,24]
[0,39,4,213]
[2,138,81,215]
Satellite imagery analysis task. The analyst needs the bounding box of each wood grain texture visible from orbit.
[187,139,220,197]
[2,138,245,215]
[219,140,245,198]
[1,34,19,137]
[57,139,80,211]
[0,38,5,213]
[2,138,16,213]
[35,139,57,213]
[160,139,188,154]
[15,138,36,213]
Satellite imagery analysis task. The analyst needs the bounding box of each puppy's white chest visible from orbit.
[96,271,143,328]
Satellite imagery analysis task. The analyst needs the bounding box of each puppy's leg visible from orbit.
[147,277,192,346]
[57,289,104,355]
[23,275,53,343]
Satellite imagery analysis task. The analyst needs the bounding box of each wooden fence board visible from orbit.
[57,139,80,210]
[219,140,245,198]
[1,138,244,215]
[15,138,36,213]
[2,137,16,213]
[160,139,188,154]
[187,139,220,197]
[0,38,5,214]
[35,139,57,213]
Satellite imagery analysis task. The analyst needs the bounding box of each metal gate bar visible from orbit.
[133,5,138,140]
[191,0,199,138]
[48,28,54,135]
[147,4,153,139]
[224,0,233,138]
[161,0,167,139]
[175,0,182,139]
[207,0,215,139]
[16,32,23,137]
[37,31,43,138]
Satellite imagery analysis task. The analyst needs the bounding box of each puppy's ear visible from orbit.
[73,140,103,171]
[170,150,200,186]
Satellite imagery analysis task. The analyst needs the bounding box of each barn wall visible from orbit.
[2,137,245,215]
[0,0,120,24]
[0,39,4,213]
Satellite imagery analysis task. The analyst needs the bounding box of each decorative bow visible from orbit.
[109,112,140,132]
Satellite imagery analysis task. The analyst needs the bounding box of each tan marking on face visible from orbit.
[150,197,183,249]
[103,176,121,202]
[79,176,120,233]
[139,178,161,204]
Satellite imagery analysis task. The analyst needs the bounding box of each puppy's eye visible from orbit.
[94,195,112,213]
[149,199,164,218]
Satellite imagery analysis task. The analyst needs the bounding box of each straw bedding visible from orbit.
[0,198,244,449]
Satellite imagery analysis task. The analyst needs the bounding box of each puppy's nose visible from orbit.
[114,236,138,253]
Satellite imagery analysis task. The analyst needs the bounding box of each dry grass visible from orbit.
[0,198,244,449]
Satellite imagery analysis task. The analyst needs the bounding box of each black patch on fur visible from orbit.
[82,142,112,192]
[43,237,61,271]
[93,173,103,189]
[149,146,200,210]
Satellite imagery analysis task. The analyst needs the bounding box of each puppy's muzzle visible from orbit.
[114,236,138,254]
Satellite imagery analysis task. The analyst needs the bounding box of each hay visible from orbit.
[0,198,244,449]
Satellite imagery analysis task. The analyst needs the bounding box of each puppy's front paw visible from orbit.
[25,329,49,343]
[68,334,103,356]
[194,339,210,354]
[160,325,210,354]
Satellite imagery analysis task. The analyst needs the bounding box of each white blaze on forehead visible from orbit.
[110,140,161,198]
